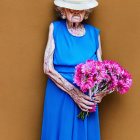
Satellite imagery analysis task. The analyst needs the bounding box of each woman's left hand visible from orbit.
[92,91,108,103]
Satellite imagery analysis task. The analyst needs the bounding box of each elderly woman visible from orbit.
[41,0,108,140]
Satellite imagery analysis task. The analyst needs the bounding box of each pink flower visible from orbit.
[86,59,96,63]
[120,69,132,87]
[102,60,112,70]
[116,80,129,94]
[107,75,118,91]
[80,74,95,92]
[94,61,107,82]
[74,59,133,120]
[89,104,97,112]
[103,60,122,76]
[81,60,97,75]
[73,59,132,94]
[73,63,84,86]
[116,69,132,94]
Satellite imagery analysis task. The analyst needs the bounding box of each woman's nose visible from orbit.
[73,10,80,14]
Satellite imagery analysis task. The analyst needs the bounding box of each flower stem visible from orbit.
[77,111,85,120]
[77,110,90,120]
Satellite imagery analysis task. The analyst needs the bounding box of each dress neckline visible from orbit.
[63,19,87,38]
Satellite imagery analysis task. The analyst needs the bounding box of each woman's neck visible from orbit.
[66,19,82,29]
[65,19,85,37]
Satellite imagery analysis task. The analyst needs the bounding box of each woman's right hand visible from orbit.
[70,87,95,112]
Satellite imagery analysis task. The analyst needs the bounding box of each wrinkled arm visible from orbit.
[97,34,102,62]
[43,23,79,98]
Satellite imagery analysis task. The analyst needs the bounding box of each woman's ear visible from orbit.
[60,8,65,16]
[60,8,66,19]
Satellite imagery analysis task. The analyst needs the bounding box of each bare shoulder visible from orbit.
[46,22,55,45]
[49,22,54,30]
[98,33,101,39]
[44,22,55,51]
[48,22,54,34]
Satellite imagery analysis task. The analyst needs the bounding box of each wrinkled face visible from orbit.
[64,8,86,23]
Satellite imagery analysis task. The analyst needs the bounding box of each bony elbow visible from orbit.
[44,68,52,75]
[44,69,49,75]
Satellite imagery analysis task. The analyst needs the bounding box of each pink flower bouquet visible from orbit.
[73,59,132,120]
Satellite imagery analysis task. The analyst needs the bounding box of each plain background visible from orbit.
[0,0,140,140]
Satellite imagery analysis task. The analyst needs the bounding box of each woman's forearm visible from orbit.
[43,23,80,99]
[97,34,103,62]
[45,68,78,98]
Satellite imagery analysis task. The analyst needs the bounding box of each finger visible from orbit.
[81,98,95,105]
[92,99,98,103]
[95,93,103,97]
[80,106,88,112]
[83,94,93,101]
[95,94,104,98]
[93,100,100,103]
[99,91,107,96]
[95,98,102,103]
[79,103,93,110]
[78,105,88,112]
[96,100,101,103]
[93,97,100,101]
[96,91,103,95]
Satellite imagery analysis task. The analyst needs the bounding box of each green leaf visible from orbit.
[86,111,90,117]
[77,111,86,120]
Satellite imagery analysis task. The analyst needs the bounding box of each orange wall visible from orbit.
[0,0,139,140]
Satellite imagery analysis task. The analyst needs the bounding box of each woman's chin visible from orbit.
[70,17,82,22]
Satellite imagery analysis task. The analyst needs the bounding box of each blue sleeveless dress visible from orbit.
[41,19,101,140]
